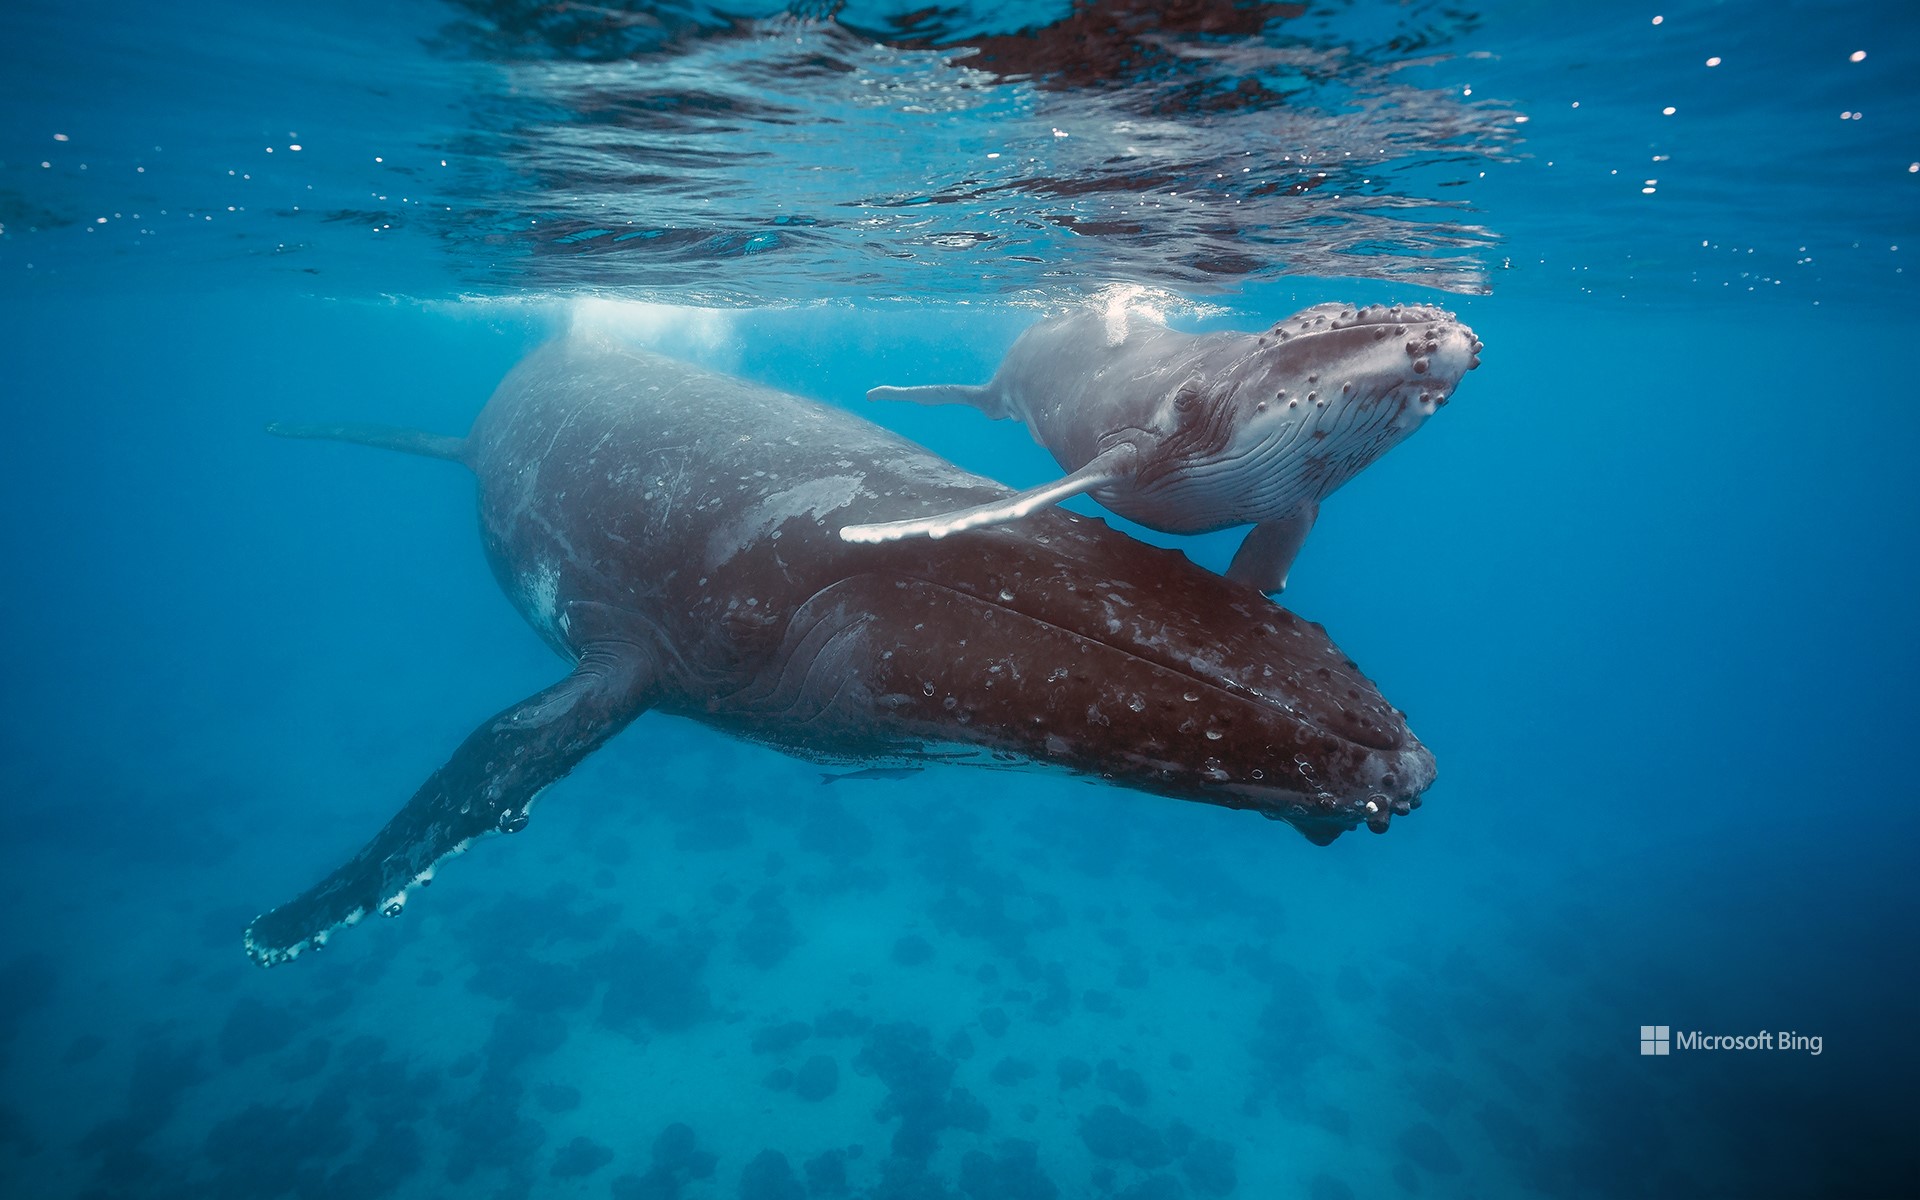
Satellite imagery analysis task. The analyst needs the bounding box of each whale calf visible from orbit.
[844,300,1481,593]
[245,334,1434,966]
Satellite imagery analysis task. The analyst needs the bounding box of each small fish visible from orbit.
[819,767,924,785]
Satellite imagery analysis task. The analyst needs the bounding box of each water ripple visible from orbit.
[434,0,1521,303]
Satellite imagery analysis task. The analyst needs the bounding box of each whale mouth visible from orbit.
[948,577,1400,750]
[971,582,1435,837]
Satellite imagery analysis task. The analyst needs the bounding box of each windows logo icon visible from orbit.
[1640,1026,1670,1056]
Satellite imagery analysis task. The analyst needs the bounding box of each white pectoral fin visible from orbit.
[841,448,1131,544]
[1226,503,1319,595]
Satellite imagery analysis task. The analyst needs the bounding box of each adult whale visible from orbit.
[844,299,1481,594]
[245,334,1435,966]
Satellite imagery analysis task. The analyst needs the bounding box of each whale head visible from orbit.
[735,512,1436,844]
[1135,303,1481,524]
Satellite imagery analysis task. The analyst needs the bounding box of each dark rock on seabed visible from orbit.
[551,1135,613,1177]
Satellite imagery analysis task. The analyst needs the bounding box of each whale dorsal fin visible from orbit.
[1225,503,1319,595]
[868,383,1011,421]
[841,444,1135,544]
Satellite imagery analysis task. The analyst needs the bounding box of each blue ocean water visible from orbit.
[3,2,1917,1198]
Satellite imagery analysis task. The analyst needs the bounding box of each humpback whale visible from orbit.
[245,334,1434,966]
[844,299,1481,594]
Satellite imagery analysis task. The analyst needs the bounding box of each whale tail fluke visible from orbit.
[266,421,470,466]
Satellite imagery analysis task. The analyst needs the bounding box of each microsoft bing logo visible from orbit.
[1637,1024,1822,1055]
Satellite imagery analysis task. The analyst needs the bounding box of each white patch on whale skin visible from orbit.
[523,563,562,638]
[706,473,864,568]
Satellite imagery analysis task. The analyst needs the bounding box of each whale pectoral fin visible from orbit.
[840,445,1132,544]
[867,383,1010,420]
[1226,503,1319,595]
[243,631,658,967]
